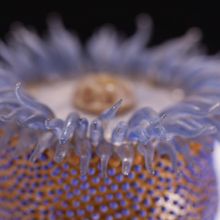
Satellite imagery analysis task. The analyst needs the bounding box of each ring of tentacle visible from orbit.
[0,15,220,177]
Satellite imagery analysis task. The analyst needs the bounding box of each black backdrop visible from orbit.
[0,1,219,53]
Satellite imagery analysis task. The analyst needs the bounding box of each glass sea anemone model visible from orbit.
[0,15,219,220]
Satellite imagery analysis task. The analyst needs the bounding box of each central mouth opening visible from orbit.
[27,73,185,120]
[73,73,136,115]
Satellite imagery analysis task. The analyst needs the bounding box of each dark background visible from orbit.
[0,2,219,53]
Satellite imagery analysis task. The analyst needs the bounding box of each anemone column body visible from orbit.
[0,141,217,220]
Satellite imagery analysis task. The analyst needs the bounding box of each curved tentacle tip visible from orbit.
[15,82,22,87]
[186,27,202,42]
[99,99,123,121]
[15,81,54,118]
[15,82,22,92]
[136,13,153,30]
[47,13,63,27]
[209,102,220,115]
[15,81,26,105]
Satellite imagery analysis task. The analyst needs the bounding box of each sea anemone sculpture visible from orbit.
[0,15,218,219]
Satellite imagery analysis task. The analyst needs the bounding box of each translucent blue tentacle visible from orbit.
[96,140,113,177]
[90,119,103,147]
[157,142,178,171]
[98,99,122,121]
[138,143,155,174]
[29,132,55,162]
[115,143,134,175]
[15,82,54,118]
[59,112,78,144]
[111,121,128,145]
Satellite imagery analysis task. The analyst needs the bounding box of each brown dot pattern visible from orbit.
[0,143,217,220]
